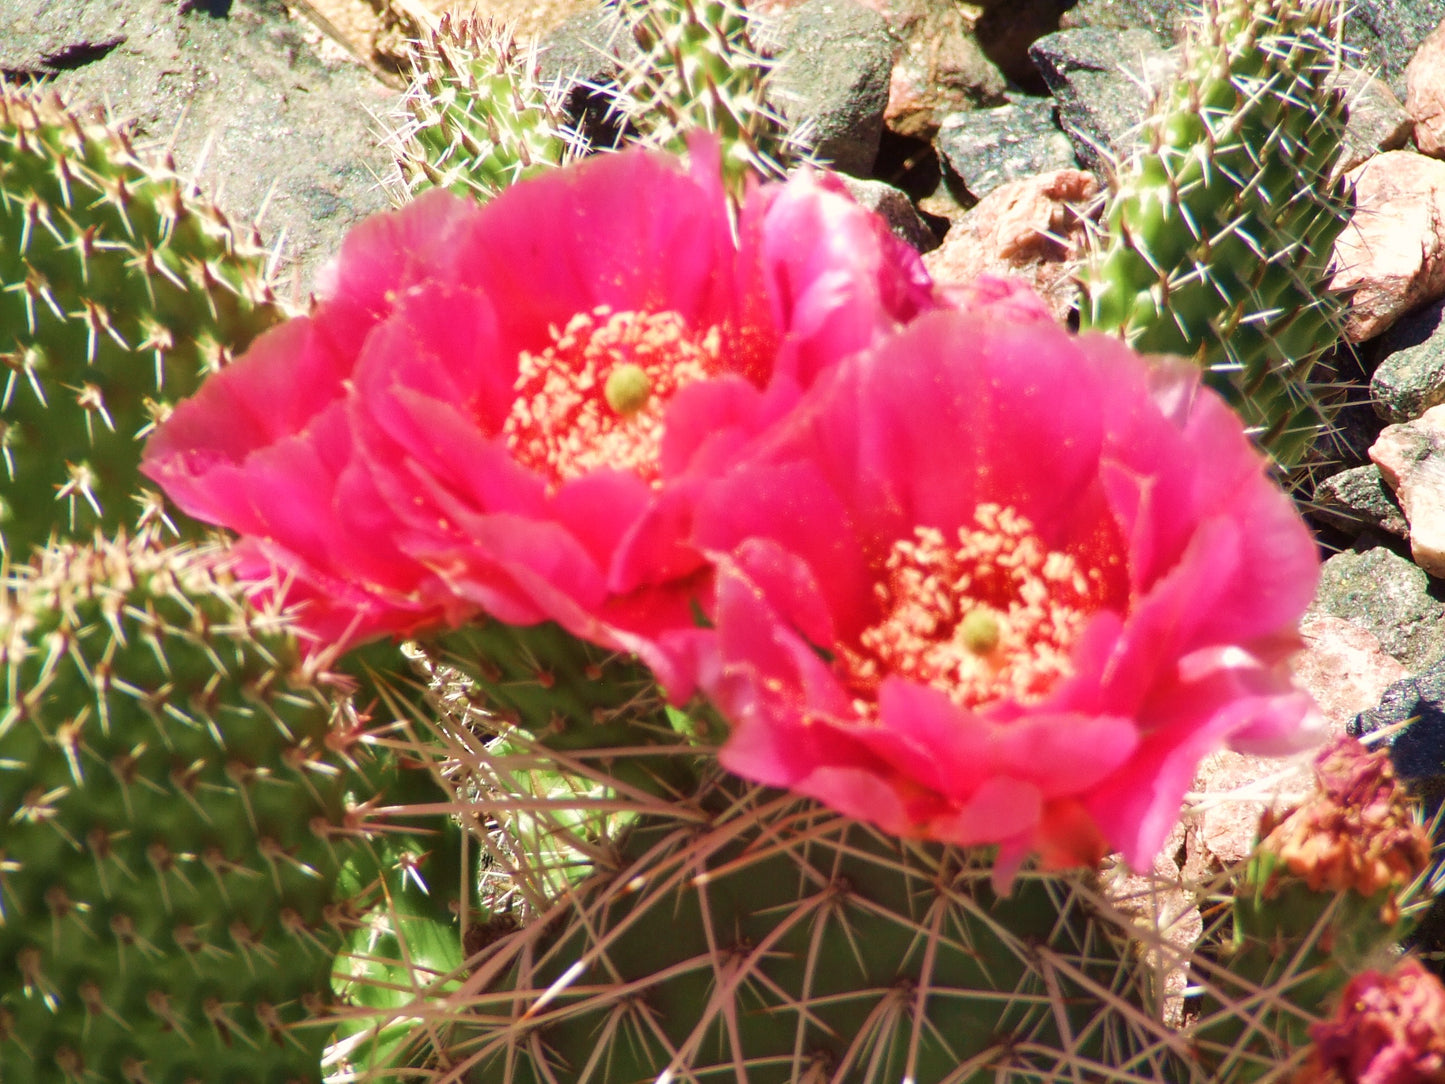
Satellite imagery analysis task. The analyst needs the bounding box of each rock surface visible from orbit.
[921,167,1097,322]
[1333,69,1414,175]
[768,0,895,177]
[1028,28,1175,173]
[1407,16,1445,158]
[1371,297,1445,423]
[878,0,1008,139]
[1311,465,1409,539]
[1310,544,1445,673]
[934,95,1076,200]
[1331,151,1445,343]
[2,0,395,290]
[1370,405,1445,576]
[836,174,940,252]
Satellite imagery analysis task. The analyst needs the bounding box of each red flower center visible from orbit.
[503,306,723,489]
[840,505,1114,713]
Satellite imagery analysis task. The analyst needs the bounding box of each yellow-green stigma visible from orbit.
[959,608,1001,655]
[604,363,652,417]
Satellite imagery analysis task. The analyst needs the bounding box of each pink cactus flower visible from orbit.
[142,145,933,674]
[1300,959,1445,1084]
[680,304,1322,875]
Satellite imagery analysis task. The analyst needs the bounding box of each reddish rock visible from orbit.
[922,168,1098,321]
[1406,17,1445,158]
[1293,612,1412,727]
[1331,151,1445,342]
[1190,749,1317,869]
[1181,613,1401,873]
[1370,403,1445,576]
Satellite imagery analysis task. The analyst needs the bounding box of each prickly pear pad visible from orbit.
[0,537,362,1081]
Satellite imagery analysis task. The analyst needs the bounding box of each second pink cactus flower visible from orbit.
[678,303,1323,875]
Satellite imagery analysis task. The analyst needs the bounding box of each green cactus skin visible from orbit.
[0,536,366,1082]
[1079,0,1353,472]
[0,90,287,557]
[614,0,808,192]
[405,774,1187,1084]
[391,14,580,204]
[329,755,475,1080]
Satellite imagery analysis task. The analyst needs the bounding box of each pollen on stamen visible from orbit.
[502,305,723,489]
[840,504,1116,714]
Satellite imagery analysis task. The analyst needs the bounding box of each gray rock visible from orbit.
[1332,68,1414,175]
[971,0,1080,89]
[1310,544,1445,673]
[1344,0,1445,99]
[1312,465,1410,538]
[1371,298,1445,423]
[1057,0,1185,43]
[1,0,394,289]
[536,6,635,90]
[835,175,939,253]
[1351,661,1445,795]
[768,0,895,177]
[1027,28,1177,172]
[934,96,1077,201]
[0,0,129,78]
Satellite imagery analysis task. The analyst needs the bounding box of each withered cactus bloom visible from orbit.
[1260,735,1431,921]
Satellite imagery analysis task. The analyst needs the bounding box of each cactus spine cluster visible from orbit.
[391,1,806,206]
[1080,0,1353,472]
[391,15,581,204]
[0,536,363,1081]
[613,0,805,188]
[0,90,286,556]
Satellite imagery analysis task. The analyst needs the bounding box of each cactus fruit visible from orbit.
[1080,0,1352,472]
[614,0,805,191]
[0,535,366,1081]
[0,89,286,556]
[390,15,581,204]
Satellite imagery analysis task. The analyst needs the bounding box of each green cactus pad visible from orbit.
[397,774,1191,1084]
[614,0,807,191]
[1080,0,1353,472]
[0,536,364,1082]
[0,90,286,556]
[391,14,579,204]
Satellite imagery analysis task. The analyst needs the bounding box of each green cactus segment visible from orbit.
[0,90,286,555]
[1192,878,1408,1080]
[1080,0,1352,470]
[415,621,709,911]
[330,781,473,1079]
[428,619,700,790]
[392,14,578,203]
[0,536,364,1082]
[615,0,804,191]
[438,778,1180,1084]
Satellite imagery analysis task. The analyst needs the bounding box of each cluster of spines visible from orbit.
[0,89,287,555]
[1080,0,1352,472]
[0,535,364,1081]
[612,0,807,191]
[389,14,581,204]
